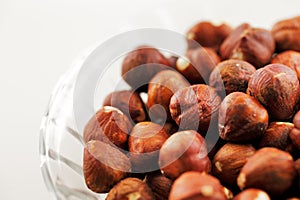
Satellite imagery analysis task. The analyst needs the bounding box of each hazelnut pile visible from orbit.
[83,15,300,200]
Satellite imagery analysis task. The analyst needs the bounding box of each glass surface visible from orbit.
[39,1,300,199]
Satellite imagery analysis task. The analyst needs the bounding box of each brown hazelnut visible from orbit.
[128,122,169,172]
[158,130,211,179]
[271,50,300,80]
[293,111,300,129]
[220,23,275,68]
[175,47,220,84]
[169,172,227,200]
[271,16,300,52]
[212,143,256,187]
[121,45,170,91]
[290,128,300,150]
[186,21,232,52]
[83,140,131,193]
[258,122,295,153]
[103,90,147,123]
[106,178,154,200]
[83,106,133,149]
[233,189,270,200]
[145,171,173,200]
[218,92,269,142]
[209,59,256,95]
[237,147,296,196]
[170,84,221,134]
[247,64,300,120]
[147,70,190,122]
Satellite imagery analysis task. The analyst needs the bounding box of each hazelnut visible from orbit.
[170,84,221,134]
[271,16,300,52]
[83,106,133,149]
[218,92,269,142]
[145,171,173,200]
[83,140,131,193]
[220,23,275,68]
[233,189,270,200]
[106,178,154,200]
[247,64,300,120]
[121,45,170,91]
[237,147,296,196]
[186,21,232,52]
[258,122,295,153]
[212,143,256,187]
[158,130,211,179]
[103,90,147,123]
[147,70,190,122]
[128,122,170,172]
[271,50,300,80]
[209,59,256,95]
[169,172,227,200]
[293,111,300,129]
[175,47,220,84]
[290,128,300,150]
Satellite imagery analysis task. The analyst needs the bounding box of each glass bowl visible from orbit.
[39,1,300,199]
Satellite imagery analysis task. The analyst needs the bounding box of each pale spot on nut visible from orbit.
[200,185,214,197]
[274,122,294,126]
[254,191,270,200]
[127,192,141,200]
[215,161,223,172]
[231,48,244,60]
[187,32,195,40]
[176,57,190,71]
[273,72,287,78]
[103,106,123,115]
[237,173,246,189]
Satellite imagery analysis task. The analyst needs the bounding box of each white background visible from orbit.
[0,0,299,199]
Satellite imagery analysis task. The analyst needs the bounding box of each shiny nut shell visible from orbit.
[83,140,131,193]
[169,172,227,200]
[237,147,296,196]
[83,106,132,149]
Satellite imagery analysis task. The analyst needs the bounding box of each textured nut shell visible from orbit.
[290,128,300,150]
[103,90,146,123]
[176,47,220,84]
[145,172,173,200]
[170,84,221,133]
[272,16,300,52]
[186,21,232,51]
[83,106,132,149]
[258,122,295,153]
[220,23,275,68]
[209,59,256,95]
[271,50,300,80]
[233,189,270,200]
[237,147,296,196]
[247,64,300,120]
[169,172,227,200]
[159,130,211,179]
[147,70,190,121]
[218,92,269,142]
[121,45,170,91]
[106,178,154,200]
[212,143,256,186]
[83,140,131,193]
[128,122,170,171]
